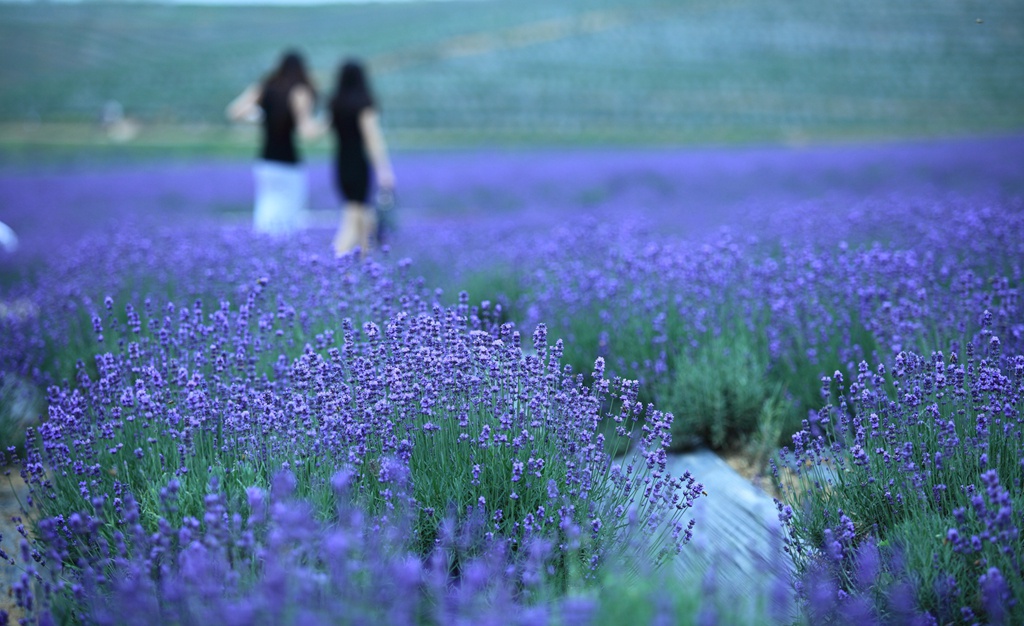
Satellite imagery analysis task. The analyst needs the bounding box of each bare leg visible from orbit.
[333,202,367,257]
[358,208,378,254]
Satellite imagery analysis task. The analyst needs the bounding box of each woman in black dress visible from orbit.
[328,59,395,256]
[227,50,319,236]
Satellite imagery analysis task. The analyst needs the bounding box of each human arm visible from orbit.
[291,85,327,141]
[358,108,395,189]
[226,84,262,123]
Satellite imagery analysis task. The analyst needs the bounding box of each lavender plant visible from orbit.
[775,332,1024,623]
[411,191,1024,459]
[9,459,965,626]
[3,140,1023,622]
[5,141,1023,460]
[3,464,792,626]
[0,232,702,620]
[0,225,430,388]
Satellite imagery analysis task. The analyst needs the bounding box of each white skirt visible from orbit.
[253,160,308,235]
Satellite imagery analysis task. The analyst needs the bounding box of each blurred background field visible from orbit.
[1,0,1023,159]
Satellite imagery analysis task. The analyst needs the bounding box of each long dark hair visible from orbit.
[331,59,376,114]
[263,49,317,101]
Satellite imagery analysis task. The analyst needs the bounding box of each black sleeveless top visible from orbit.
[258,83,299,164]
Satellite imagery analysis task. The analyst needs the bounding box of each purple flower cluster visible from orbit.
[10,467,612,625]
[946,470,1019,560]
[796,536,937,626]
[402,186,1024,451]
[0,226,423,386]
[776,338,1024,622]
[0,225,701,621]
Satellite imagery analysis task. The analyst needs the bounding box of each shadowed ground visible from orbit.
[1,471,29,622]
[669,449,791,614]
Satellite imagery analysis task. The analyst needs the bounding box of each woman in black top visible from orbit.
[227,50,319,236]
[328,59,395,257]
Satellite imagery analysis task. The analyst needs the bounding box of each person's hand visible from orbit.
[226,84,261,123]
[0,220,18,253]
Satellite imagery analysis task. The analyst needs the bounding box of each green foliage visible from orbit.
[579,559,784,626]
[440,265,523,328]
[658,323,780,450]
[744,384,789,470]
[886,512,963,617]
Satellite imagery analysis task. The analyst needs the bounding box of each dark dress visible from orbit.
[330,102,372,203]
[259,83,299,165]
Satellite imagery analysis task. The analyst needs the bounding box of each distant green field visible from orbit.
[1,0,1022,149]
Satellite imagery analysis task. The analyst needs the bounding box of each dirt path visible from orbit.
[668,448,796,619]
[0,470,29,621]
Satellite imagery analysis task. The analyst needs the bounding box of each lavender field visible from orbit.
[1,135,1023,624]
